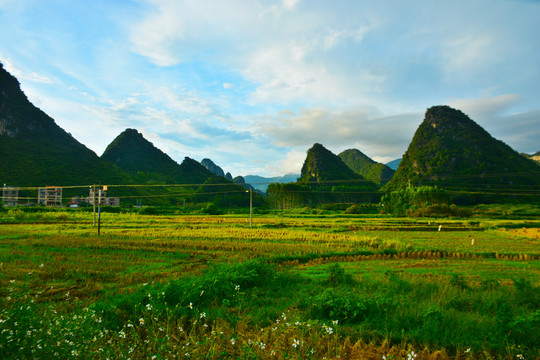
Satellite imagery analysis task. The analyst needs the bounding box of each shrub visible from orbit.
[164,259,275,309]
[326,263,353,286]
[343,204,363,214]
[202,203,222,215]
[406,204,472,218]
[138,206,157,215]
[310,288,394,324]
[311,288,370,322]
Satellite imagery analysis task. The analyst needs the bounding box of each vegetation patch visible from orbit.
[0,210,538,359]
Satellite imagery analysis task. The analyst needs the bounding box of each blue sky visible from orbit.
[1,0,539,177]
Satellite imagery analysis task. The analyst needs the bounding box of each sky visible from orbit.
[1,0,539,177]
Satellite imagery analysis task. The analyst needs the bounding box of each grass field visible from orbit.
[0,208,539,359]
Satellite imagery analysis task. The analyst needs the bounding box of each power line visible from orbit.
[117,190,247,199]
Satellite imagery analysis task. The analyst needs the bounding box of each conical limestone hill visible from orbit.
[102,129,217,185]
[338,148,395,185]
[299,143,371,185]
[0,62,133,187]
[383,105,540,202]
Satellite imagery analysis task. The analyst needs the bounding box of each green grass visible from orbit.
[0,209,538,359]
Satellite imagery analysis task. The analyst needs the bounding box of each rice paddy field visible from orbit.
[0,207,539,359]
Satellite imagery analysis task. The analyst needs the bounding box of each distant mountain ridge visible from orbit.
[385,158,401,170]
[244,174,299,193]
[338,149,395,185]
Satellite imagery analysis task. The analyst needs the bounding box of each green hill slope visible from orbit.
[0,62,133,188]
[383,105,540,203]
[523,151,540,164]
[176,157,216,185]
[338,148,395,185]
[102,129,217,186]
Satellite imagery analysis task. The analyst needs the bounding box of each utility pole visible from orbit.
[247,186,253,228]
[97,188,102,236]
[92,185,96,226]
[249,186,253,228]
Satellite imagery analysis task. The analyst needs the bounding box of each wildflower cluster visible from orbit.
[0,298,107,359]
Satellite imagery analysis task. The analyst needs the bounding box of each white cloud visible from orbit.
[147,86,215,116]
[282,0,300,10]
[272,149,305,175]
[130,0,264,66]
[501,110,540,153]
[449,95,540,153]
[257,107,419,160]
[130,1,381,107]
[322,26,371,50]
[0,55,52,83]
[449,94,521,120]
[440,34,495,82]
[0,0,20,9]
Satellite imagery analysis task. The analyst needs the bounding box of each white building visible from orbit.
[37,187,62,206]
[88,188,120,207]
[2,185,19,206]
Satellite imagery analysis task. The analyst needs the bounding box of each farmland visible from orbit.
[0,207,539,359]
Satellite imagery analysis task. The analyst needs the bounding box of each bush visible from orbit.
[138,206,158,215]
[406,203,472,218]
[164,259,275,309]
[201,203,222,215]
[310,288,394,324]
[311,288,370,322]
[343,204,363,214]
[326,263,353,285]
